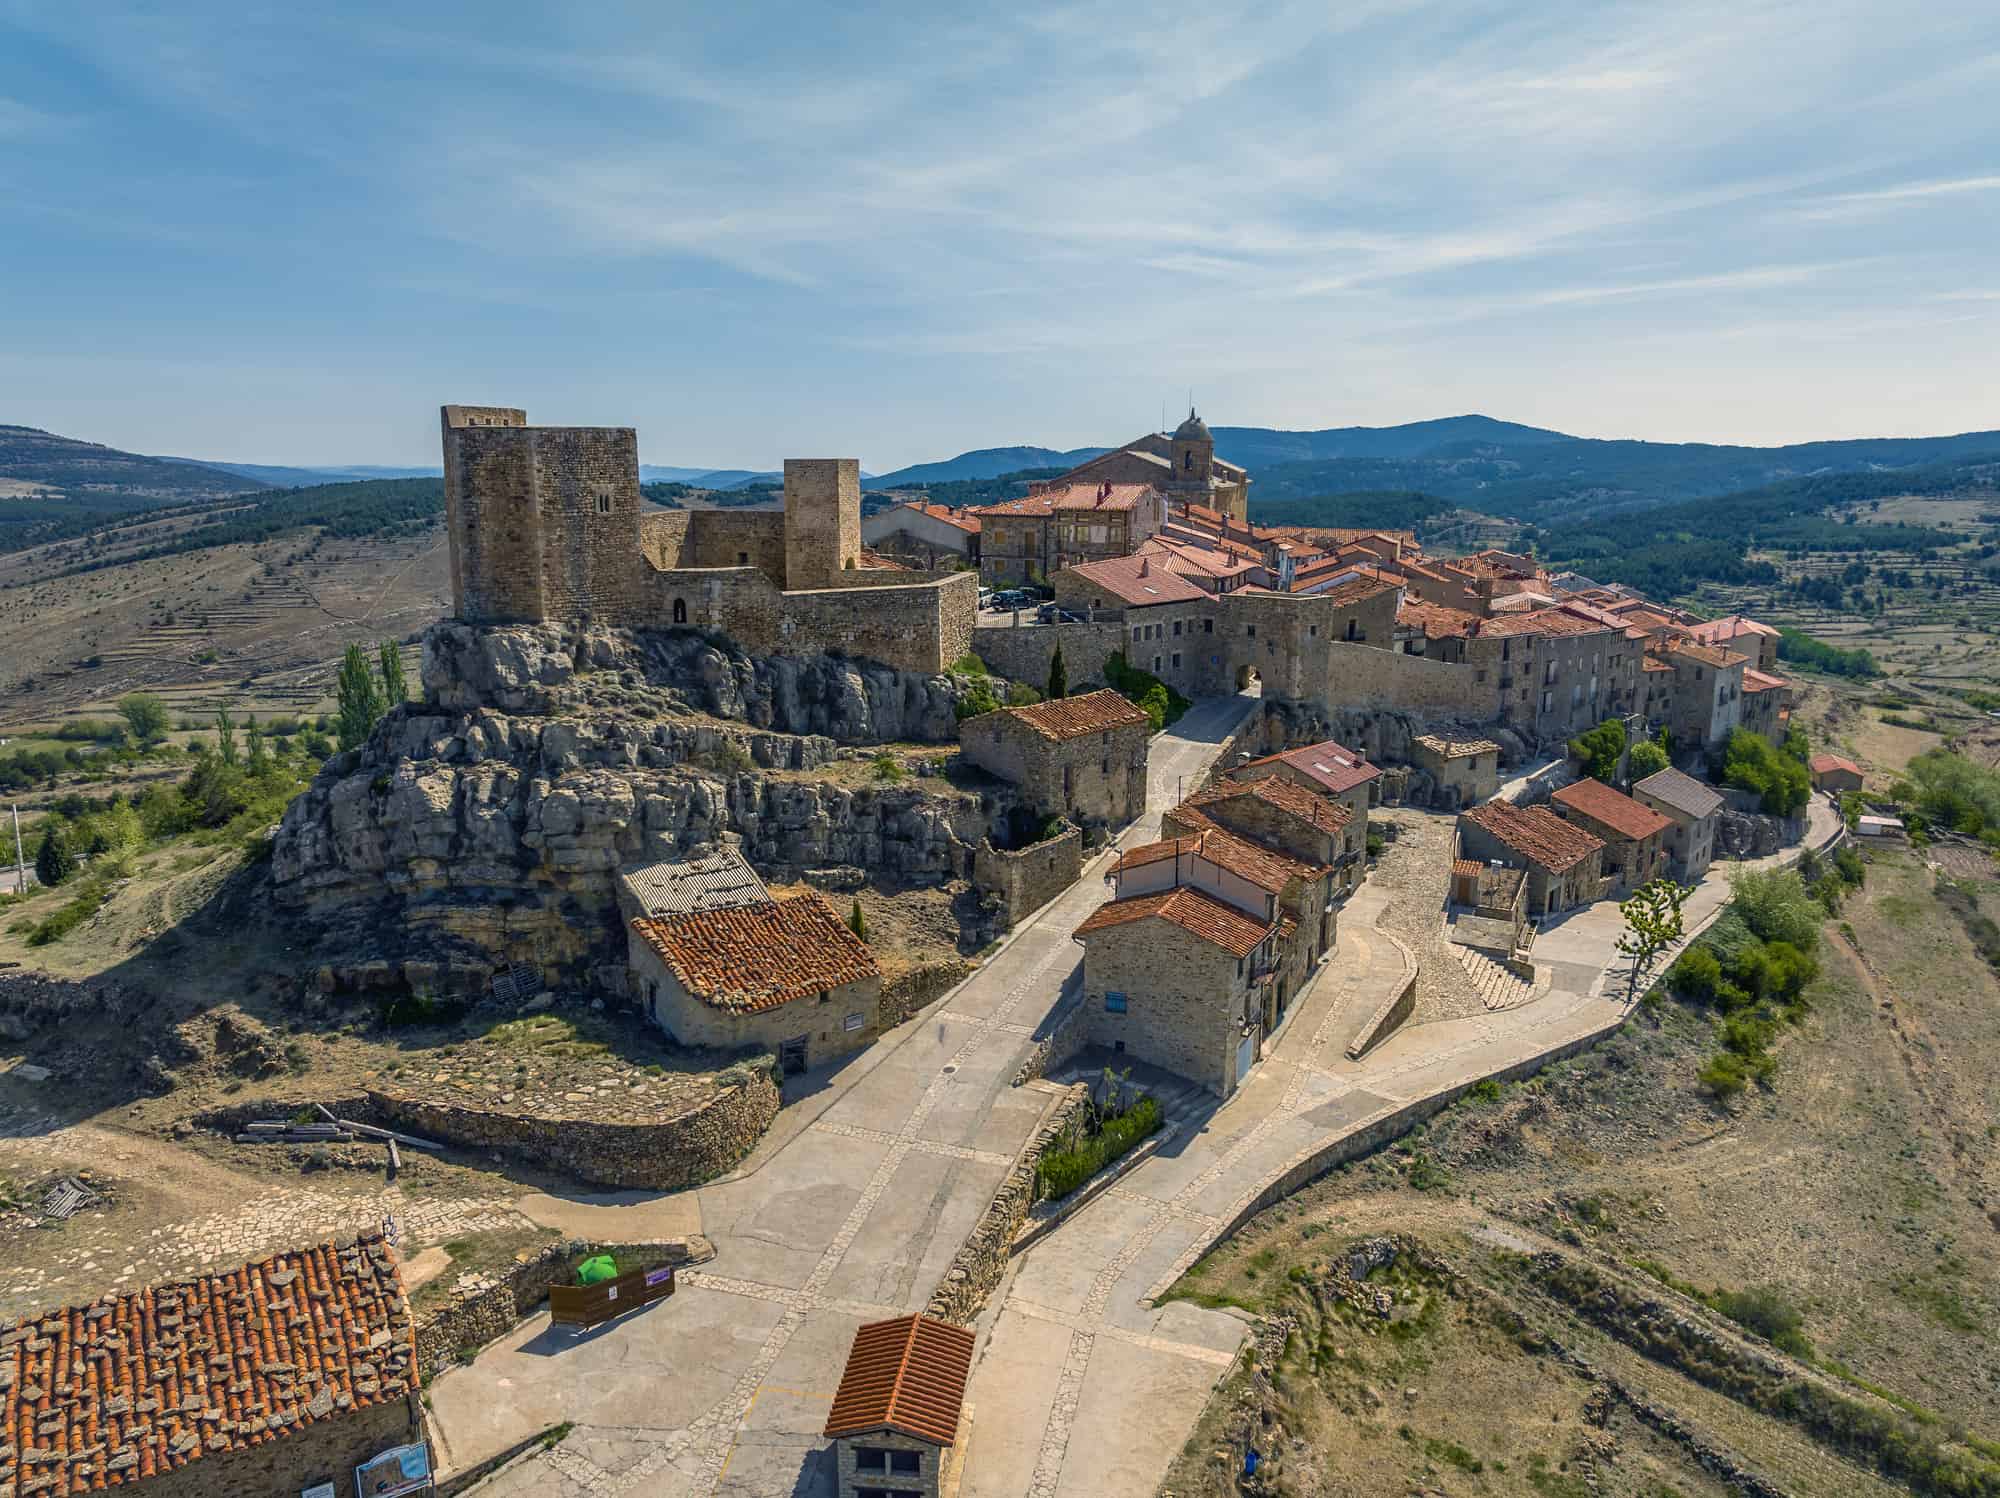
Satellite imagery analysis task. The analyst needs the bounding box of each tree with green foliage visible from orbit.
[1728,866,1823,951]
[1616,877,1691,995]
[1628,738,1669,779]
[1720,728,1809,816]
[1568,718,1627,783]
[246,720,270,774]
[1901,747,2000,837]
[848,898,867,941]
[378,640,407,705]
[1046,642,1067,701]
[214,705,238,767]
[33,821,75,888]
[118,693,168,744]
[335,643,385,751]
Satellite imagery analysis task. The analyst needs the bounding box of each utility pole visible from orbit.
[11,804,22,895]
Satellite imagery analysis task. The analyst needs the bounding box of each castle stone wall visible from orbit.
[1319,640,1498,716]
[783,458,861,589]
[677,508,787,582]
[970,619,1127,691]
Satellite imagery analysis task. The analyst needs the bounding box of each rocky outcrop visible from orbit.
[1246,697,1526,772]
[270,622,1005,991]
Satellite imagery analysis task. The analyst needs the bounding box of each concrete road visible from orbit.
[426,691,1265,1498]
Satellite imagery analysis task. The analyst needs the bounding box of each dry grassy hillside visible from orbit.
[0,518,449,728]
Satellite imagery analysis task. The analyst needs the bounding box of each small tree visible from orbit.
[1616,876,1690,996]
[34,821,75,888]
[1568,718,1627,783]
[1628,738,1669,779]
[847,898,868,941]
[336,643,385,751]
[246,720,270,774]
[214,705,238,768]
[378,639,408,706]
[1047,642,1068,701]
[118,692,168,744]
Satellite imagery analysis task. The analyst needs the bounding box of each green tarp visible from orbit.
[576,1254,619,1286]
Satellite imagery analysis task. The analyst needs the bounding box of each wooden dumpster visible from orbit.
[549,1263,676,1330]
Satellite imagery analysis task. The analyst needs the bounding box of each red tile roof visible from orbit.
[1114,823,1315,892]
[1666,638,1748,669]
[1810,753,1863,776]
[632,893,879,1013]
[1689,614,1778,645]
[824,1314,974,1448]
[1048,481,1159,513]
[1551,777,1673,843]
[1742,668,1788,693]
[1,1235,413,1494]
[967,493,1056,518]
[1062,554,1209,606]
[1461,799,1606,874]
[1235,739,1380,796]
[1073,885,1272,957]
[888,499,979,534]
[1476,607,1612,639]
[1398,599,1480,640]
[1310,575,1400,608]
[986,688,1150,741]
[1185,775,1351,837]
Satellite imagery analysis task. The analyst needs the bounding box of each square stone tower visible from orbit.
[782,458,861,590]
[441,405,644,624]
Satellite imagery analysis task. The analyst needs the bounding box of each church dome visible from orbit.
[1173,407,1210,441]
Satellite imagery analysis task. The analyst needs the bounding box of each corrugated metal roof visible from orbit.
[619,846,771,916]
[825,1315,975,1447]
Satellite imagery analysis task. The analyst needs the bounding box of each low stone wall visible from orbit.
[969,619,1126,692]
[369,1063,779,1190]
[1011,999,1090,1086]
[415,1235,713,1375]
[1317,640,1499,717]
[925,1083,1088,1325]
[1344,968,1417,1060]
[0,971,139,1040]
[973,825,1084,927]
[880,961,972,1028]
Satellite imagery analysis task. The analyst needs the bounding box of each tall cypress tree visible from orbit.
[34,822,75,888]
[378,639,408,706]
[336,644,385,751]
[1047,642,1068,701]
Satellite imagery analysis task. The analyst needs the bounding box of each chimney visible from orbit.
[1139,557,1151,578]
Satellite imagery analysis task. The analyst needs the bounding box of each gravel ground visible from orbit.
[1369,806,1488,1025]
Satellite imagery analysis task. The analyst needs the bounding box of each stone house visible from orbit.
[1457,800,1607,918]
[957,689,1151,831]
[824,1314,973,1498]
[628,892,881,1075]
[1169,771,1359,905]
[967,482,1165,584]
[1741,669,1789,743]
[1688,614,1781,671]
[1231,738,1381,842]
[1408,733,1501,808]
[968,490,1060,585]
[0,1234,422,1498]
[1660,639,1747,752]
[1550,777,1672,893]
[1809,753,1865,794]
[1632,767,1725,882]
[1073,884,1277,1098]
[1053,554,1216,698]
[859,499,981,570]
[617,844,771,923]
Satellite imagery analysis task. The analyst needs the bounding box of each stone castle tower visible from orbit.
[781,458,861,590]
[441,405,643,624]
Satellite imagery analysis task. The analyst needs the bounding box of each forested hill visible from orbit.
[0,425,257,500]
[1533,455,2000,597]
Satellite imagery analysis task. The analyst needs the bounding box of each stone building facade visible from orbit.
[1632,767,1724,882]
[824,1314,972,1498]
[1408,733,1501,808]
[1457,800,1607,917]
[1050,409,1252,522]
[957,690,1151,831]
[441,406,976,675]
[860,499,980,569]
[1549,777,1671,894]
[1661,639,1747,751]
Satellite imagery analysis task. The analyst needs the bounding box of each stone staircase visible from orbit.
[1456,945,1539,1011]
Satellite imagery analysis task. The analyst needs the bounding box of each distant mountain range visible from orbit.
[870,446,1110,488]
[158,458,839,491]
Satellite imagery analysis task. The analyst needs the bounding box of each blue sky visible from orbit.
[2,1,1996,470]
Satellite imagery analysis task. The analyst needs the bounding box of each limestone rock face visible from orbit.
[272,622,1001,989]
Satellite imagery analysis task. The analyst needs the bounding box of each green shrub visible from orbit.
[954,681,1002,721]
[1720,728,1810,815]
[1102,653,1188,729]
[1568,718,1626,783]
[1667,945,1720,1002]
[1712,1285,1815,1360]
[1729,867,1824,951]
[950,652,988,677]
[1628,738,1669,779]
[1036,1096,1163,1200]
[1699,1052,1750,1098]
[871,753,904,783]
[1006,682,1042,706]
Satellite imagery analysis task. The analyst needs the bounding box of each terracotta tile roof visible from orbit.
[1451,858,1484,880]
[856,549,907,570]
[1139,537,1258,581]
[1047,481,1158,513]
[1689,614,1778,645]
[1666,638,1748,669]
[1633,767,1726,820]
[824,1314,973,1448]
[1810,753,1863,776]
[888,499,979,534]
[1,1235,413,1494]
[1461,799,1605,874]
[1310,575,1400,608]
[1260,525,1415,550]
[1185,775,1351,837]
[1073,885,1272,957]
[1113,824,1312,892]
[1398,599,1480,640]
[1641,654,1677,674]
[1551,777,1673,843]
[1476,607,1612,639]
[986,688,1149,741]
[1062,554,1208,606]
[1743,668,1788,693]
[1236,739,1380,796]
[631,893,879,1013]
[967,493,1055,518]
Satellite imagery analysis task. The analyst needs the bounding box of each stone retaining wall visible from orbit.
[415,1236,713,1376]
[972,825,1083,927]
[1344,968,1417,1060]
[368,1063,777,1191]
[925,1083,1088,1325]
[1011,999,1090,1086]
[969,619,1127,692]
[880,961,972,1029]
